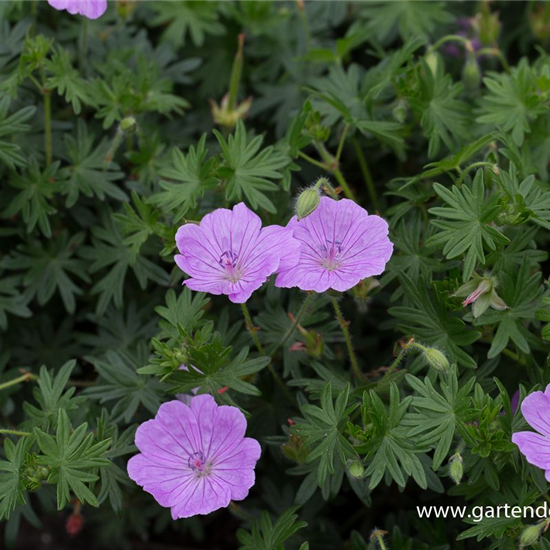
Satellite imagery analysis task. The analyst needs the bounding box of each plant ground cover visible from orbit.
[2,1,550,549]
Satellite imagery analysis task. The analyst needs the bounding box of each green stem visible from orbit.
[384,347,408,379]
[227,34,245,112]
[329,295,361,378]
[0,373,37,392]
[335,124,350,163]
[270,293,315,357]
[0,429,31,437]
[296,0,311,51]
[352,138,378,210]
[456,161,495,186]
[429,34,471,53]
[44,91,52,167]
[298,150,328,171]
[376,533,388,550]
[241,303,297,406]
[476,47,510,72]
[316,142,357,201]
[79,18,88,76]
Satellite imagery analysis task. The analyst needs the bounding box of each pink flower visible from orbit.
[47,0,107,19]
[127,395,261,518]
[512,385,550,481]
[175,203,300,303]
[275,197,393,293]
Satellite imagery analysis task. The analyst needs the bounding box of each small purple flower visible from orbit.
[512,385,550,481]
[275,197,393,293]
[127,395,261,518]
[47,0,107,19]
[175,203,301,303]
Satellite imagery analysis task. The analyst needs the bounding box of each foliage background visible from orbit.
[1,1,550,549]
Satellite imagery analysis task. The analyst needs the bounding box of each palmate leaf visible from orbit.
[293,382,358,487]
[79,212,169,315]
[356,384,427,490]
[237,507,308,550]
[149,135,218,222]
[0,231,90,314]
[408,62,471,158]
[403,367,476,470]
[477,60,548,147]
[214,120,289,213]
[84,349,162,423]
[35,408,111,510]
[23,360,85,430]
[2,161,60,238]
[44,47,93,115]
[0,93,35,169]
[426,170,509,281]
[0,274,31,330]
[60,119,125,208]
[389,272,480,368]
[150,1,225,47]
[0,436,33,521]
[354,1,452,43]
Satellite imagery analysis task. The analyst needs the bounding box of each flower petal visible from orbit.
[520,390,550,438]
[512,431,550,470]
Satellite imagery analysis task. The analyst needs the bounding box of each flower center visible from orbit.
[219,250,241,282]
[188,451,212,477]
[320,239,343,271]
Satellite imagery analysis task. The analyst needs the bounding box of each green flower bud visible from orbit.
[424,347,450,372]
[424,50,441,76]
[476,6,501,46]
[295,187,321,220]
[348,460,365,479]
[120,116,137,134]
[519,520,550,548]
[462,54,481,92]
[449,453,463,485]
[392,99,408,124]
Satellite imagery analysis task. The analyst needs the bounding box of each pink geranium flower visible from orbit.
[127,395,261,518]
[175,203,300,303]
[512,385,550,481]
[47,0,107,19]
[275,197,393,293]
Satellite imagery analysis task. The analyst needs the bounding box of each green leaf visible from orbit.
[0,231,90,314]
[35,409,111,510]
[293,382,358,488]
[427,170,509,281]
[84,349,162,423]
[60,119,125,208]
[0,93,35,169]
[23,360,85,430]
[149,135,218,222]
[237,507,308,550]
[214,120,289,213]
[0,274,31,330]
[44,47,93,114]
[0,436,33,520]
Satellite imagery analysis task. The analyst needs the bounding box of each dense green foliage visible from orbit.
[2,1,550,549]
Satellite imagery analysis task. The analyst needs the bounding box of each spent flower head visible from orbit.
[175,202,301,303]
[454,272,507,318]
[127,395,261,518]
[275,197,393,293]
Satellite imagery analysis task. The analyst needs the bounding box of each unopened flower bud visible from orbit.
[424,347,450,372]
[449,452,463,485]
[120,116,137,134]
[392,99,408,124]
[66,513,83,537]
[520,519,550,548]
[424,50,441,76]
[475,6,501,46]
[462,54,481,92]
[348,460,365,478]
[295,187,321,220]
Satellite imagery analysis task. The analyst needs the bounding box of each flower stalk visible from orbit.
[329,295,361,378]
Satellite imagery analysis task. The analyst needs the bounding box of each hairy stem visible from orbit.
[44,91,52,167]
[329,295,361,378]
[0,373,37,392]
[0,429,31,437]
